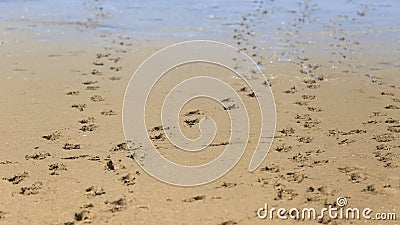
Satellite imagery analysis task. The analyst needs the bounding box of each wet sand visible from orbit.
[0,1,400,224]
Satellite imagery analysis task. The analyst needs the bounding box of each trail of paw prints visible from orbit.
[320,1,377,76]
[372,132,399,168]
[2,168,42,198]
[269,1,328,174]
[61,141,137,225]
[65,195,134,224]
[337,166,369,184]
[363,90,400,168]
[63,43,123,161]
[326,128,366,147]
[273,121,328,168]
[337,166,388,195]
[270,124,326,170]
[230,0,271,85]
[257,164,313,203]
[305,185,339,207]
[28,41,127,225]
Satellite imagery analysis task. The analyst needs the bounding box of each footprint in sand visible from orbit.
[247,92,256,98]
[82,80,98,85]
[280,171,306,183]
[376,144,391,151]
[373,133,395,142]
[184,118,199,127]
[25,152,51,160]
[290,152,310,164]
[218,220,237,225]
[295,114,312,121]
[307,185,336,196]
[298,136,313,143]
[61,155,90,160]
[72,104,86,111]
[63,143,81,150]
[150,133,164,140]
[385,118,399,124]
[306,186,336,203]
[106,198,129,213]
[294,100,309,106]
[216,181,237,189]
[149,125,164,132]
[306,84,320,89]
[303,121,320,128]
[109,75,121,81]
[86,85,100,91]
[80,124,98,132]
[308,106,322,112]
[42,131,61,141]
[101,109,117,116]
[283,86,297,94]
[2,172,28,184]
[388,125,400,133]
[338,167,368,183]
[373,150,396,168]
[385,104,400,109]
[183,195,206,202]
[362,184,381,195]
[85,186,106,197]
[260,164,280,173]
[210,142,229,147]
[104,157,126,170]
[91,68,102,75]
[108,57,120,63]
[48,163,67,175]
[90,95,104,102]
[372,111,387,117]
[110,66,122,71]
[302,94,316,100]
[20,181,42,195]
[109,143,128,152]
[96,52,110,58]
[338,138,356,145]
[340,129,366,135]
[303,79,317,85]
[106,160,115,170]
[274,183,297,200]
[93,61,104,66]
[79,117,95,124]
[381,91,394,96]
[119,173,136,186]
[0,161,17,165]
[74,210,94,223]
[185,109,204,116]
[66,91,80,96]
[81,203,94,209]
[279,127,295,136]
[223,104,239,110]
[350,172,368,183]
[275,144,292,152]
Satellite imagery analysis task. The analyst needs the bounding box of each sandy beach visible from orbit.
[0,0,399,224]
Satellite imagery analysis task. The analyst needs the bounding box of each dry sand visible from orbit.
[0,1,400,225]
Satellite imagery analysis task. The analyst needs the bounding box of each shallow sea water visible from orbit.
[0,0,398,40]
